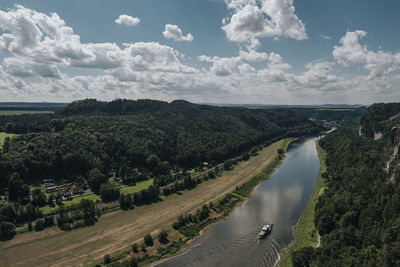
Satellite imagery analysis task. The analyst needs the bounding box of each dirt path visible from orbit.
[0,140,284,267]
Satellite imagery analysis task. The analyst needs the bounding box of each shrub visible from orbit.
[0,222,16,240]
[103,254,111,264]
[158,229,169,244]
[144,233,153,246]
[132,243,139,253]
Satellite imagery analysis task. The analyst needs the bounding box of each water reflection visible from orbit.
[156,137,320,267]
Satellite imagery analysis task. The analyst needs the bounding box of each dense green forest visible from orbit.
[0,99,321,237]
[292,103,400,266]
[0,99,320,188]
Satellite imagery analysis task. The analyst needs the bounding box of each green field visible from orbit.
[0,132,16,146]
[277,140,327,267]
[0,110,54,115]
[119,179,154,194]
[40,193,101,214]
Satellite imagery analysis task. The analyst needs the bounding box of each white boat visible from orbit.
[258,223,272,239]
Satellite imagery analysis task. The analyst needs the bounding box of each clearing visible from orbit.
[0,140,285,267]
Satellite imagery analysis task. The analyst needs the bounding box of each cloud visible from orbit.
[115,14,140,26]
[222,0,307,47]
[333,30,400,78]
[0,5,400,105]
[162,24,194,42]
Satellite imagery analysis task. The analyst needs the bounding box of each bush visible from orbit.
[34,219,46,231]
[158,229,169,244]
[103,254,111,264]
[0,222,16,240]
[223,160,233,170]
[132,243,139,253]
[144,233,153,246]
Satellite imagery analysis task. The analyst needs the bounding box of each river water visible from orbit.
[157,137,320,267]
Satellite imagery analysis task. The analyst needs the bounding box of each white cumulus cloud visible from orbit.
[115,14,140,26]
[222,0,307,47]
[162,24,194,42]
[333,30,400,78]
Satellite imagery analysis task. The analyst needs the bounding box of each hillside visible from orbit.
[291,103,400,266]
[0,98,320,190]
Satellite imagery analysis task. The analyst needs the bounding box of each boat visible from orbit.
[258,223,273,239]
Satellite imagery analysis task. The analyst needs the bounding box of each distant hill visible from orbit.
[0,102,68,111]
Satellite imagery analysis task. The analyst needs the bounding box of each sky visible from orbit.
[0,0,399,104]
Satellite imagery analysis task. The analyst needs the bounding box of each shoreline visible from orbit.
[149,138,295,267]
[276,139,326,267]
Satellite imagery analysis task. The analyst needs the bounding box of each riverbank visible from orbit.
[277,140,327,267]
[0,139,289,267]
[146,138,294,267]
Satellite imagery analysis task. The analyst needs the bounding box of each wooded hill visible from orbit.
[0,99,321,191]
[292,103,400,266]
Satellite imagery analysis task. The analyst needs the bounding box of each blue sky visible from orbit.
[0,0,399,104]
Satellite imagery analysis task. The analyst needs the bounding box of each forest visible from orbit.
[292,103,400,266]
[0,99,321,238]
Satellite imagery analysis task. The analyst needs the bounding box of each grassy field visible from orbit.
[39,193,101,214]
[0,132,16,147]
[0,139,286,267]
[0,110,54,115]
[277,140,327,267]
[120,179,154,194]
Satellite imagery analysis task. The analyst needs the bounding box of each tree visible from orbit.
[7,172,29,202]
[292,246,314,267]
[87,168,107,194]
[277,148,284,155]
[132,243,139,253]
[104,254,111,264]
[0,222,16,240]
[158,229,168,244]
[100,183,120,202]
[31,188,47,207]
[48,193,55,207]
[208,171,216,179]
[144,233,153,246]
[119,194,133,210]
[223,160,232,170]
[241,152,250,161]
[146,154,160,172]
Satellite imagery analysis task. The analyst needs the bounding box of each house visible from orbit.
[72,186,83,195]
[45,186,58,193]
[132,167,139,173]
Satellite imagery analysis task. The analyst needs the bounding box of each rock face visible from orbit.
[383,125,400,182]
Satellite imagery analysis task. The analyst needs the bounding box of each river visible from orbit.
[156,137,320,267]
